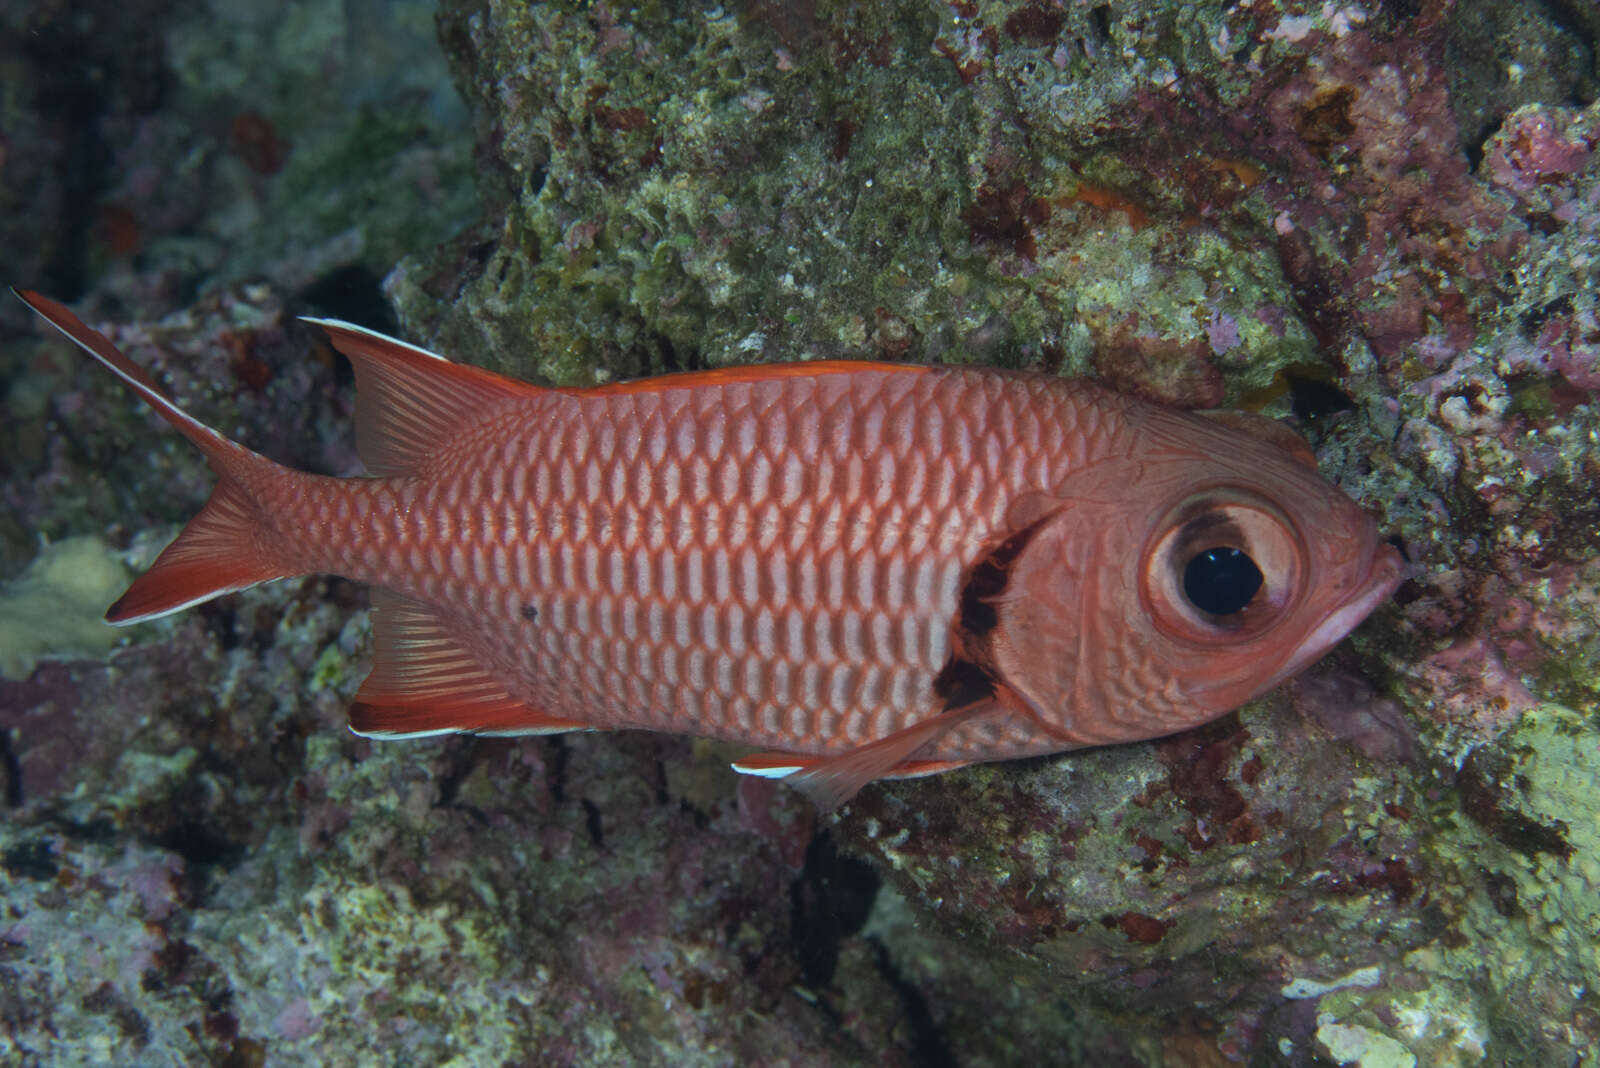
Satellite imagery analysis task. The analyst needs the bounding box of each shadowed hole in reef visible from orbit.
[1285,372,1355,419]
[0,729,23,807]
[154,819,246,869]
[545,735,570,802]
[294,264,399,393]
[434,737,487,809]
[653,332,707,374]
[790,831,879,987]
[581,798,604,848]
[3,838,58,880]
[295,264,400,339]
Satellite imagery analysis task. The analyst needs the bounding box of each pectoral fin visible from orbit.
[731,701,999,810]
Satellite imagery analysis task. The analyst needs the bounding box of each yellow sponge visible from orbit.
[0,536,130,679]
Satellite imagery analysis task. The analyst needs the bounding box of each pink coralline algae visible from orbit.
[1496,288,1600,396]
[1247,25,1523,365]
[1205,311,1242,356]
[1290,668,1417,765]
[1481,105,1598,209]
[1412,634,1538,734]
[272,997,320,1041]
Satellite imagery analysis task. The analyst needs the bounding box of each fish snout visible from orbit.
[1281,536,1407,680]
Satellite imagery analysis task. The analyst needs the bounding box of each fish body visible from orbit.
[18,291,1404,806]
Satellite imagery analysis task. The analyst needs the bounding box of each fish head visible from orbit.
[986,404,1407,747]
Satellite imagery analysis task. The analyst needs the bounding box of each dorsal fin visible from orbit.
[303,318,544,478]
[307,319,925,473]
[571,360,925,396]
[1198,410,1320,469]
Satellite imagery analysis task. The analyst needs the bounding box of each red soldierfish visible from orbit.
[17,290,1405,808]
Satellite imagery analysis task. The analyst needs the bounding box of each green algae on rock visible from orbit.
[394,0,1329,409]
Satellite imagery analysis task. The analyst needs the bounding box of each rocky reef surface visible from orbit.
[2,1,1597,1064]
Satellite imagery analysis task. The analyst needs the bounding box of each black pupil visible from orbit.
[1183,547,1263,616]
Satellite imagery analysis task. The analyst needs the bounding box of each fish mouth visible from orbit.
[1266,540,1409,691]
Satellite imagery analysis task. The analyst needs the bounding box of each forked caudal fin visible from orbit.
[13,289,300,624]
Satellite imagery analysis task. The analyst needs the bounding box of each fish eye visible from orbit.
[1141,489,1307,644]
[1182,547,1263,616]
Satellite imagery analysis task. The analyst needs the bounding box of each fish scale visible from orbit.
[16,289,1405,807]
[281,369,1095,757]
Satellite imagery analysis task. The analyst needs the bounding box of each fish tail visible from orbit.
[105,463,293,624]
[15,289,302,624]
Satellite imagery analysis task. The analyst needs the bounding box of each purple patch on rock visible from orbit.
[1205,311,1241,355]
[274,997,320,1040]
[1291,668,1417,764]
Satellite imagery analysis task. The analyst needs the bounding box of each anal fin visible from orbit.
[351,589,594,739]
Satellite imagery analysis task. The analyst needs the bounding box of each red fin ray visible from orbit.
[876,758,975,780]
[303,318,544,478]
[1198,409,1320,469]
[107,479,291,623]
[15,290,256,478]
[351,589,595,738]
[15,290,300,624]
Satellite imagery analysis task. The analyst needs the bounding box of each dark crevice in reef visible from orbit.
[15,5,173,300]
[3,837,58,880]
[434,738,488,812]
[869,938,957,1068]
[152,819,246,871]
[581,798,604,848]
[545,735,570,803]
[1457,746,1574,861]
[296,264,401,340]
[0,729,23,808]
[790,831,879,988]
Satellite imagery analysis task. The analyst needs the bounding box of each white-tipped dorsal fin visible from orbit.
[304,318,543,478]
